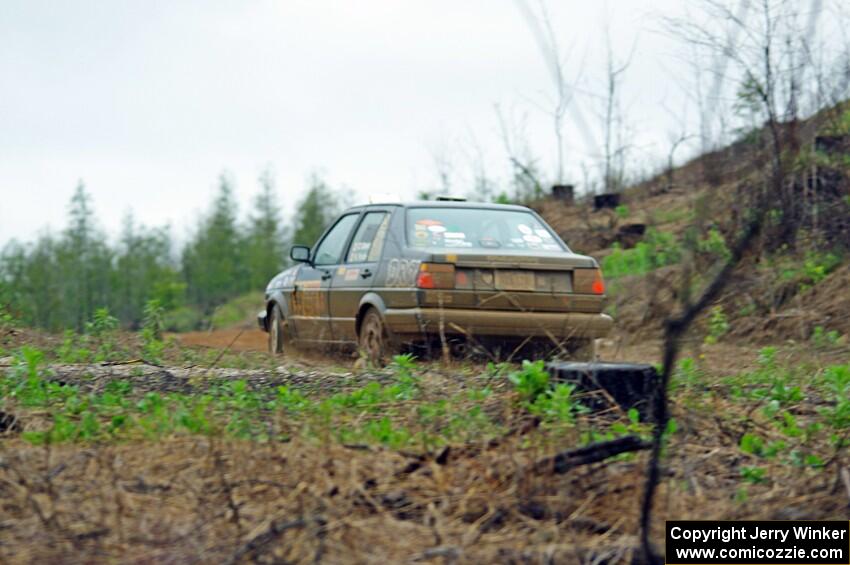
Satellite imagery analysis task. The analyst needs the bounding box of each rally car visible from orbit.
[258,199,613,363]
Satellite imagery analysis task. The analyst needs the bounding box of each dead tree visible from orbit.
[496,104,545,201]
[664,131,695,193]
[600,23,636,194]
[513,0,597,186]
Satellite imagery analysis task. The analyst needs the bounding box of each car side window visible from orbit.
[346,212,390,263]
[313,214,359,266]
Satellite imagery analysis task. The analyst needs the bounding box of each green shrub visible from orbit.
[507,360,586,424]
[739,433,765,456]
[602,229,681,279]
[704,305,729,344]
[82,308,123,362]
[740,466,768,484]
[778,250,842,292]
[141,299,166,362]
[57,331,92,363]
[507,360,550,401]
[85,307,118,337]
[801,251,842,288]
[0,305,15,328]
[820,364,850,431]
[673,357,703,390]
[361,417,411,448]
[697,228,731,262]
[811,326,841,348]
[527,383,583,424]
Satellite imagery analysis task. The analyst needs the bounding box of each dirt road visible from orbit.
[172,328,268,352]
[169,326,843,378]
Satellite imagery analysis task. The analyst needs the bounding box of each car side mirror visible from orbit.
[290,245,311,263]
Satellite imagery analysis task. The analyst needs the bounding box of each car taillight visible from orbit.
[592,273,605,294]
[574,268,606,295]
[416,263,455,289]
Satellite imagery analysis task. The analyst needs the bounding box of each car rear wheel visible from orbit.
[359,308,395,367]
[268,305,290,355]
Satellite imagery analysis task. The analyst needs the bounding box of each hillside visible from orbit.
[533,104,850,349]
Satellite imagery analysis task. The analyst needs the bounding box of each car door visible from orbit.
[328,209,392,343]
[289,213,360,343]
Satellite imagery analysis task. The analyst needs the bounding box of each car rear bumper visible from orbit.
[383,307,613,340]
[257,310,268,332]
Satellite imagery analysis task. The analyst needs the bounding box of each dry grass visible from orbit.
[0,434,842,564]
[0,435,645,563]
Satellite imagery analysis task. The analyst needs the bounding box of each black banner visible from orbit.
[666,521,850,564]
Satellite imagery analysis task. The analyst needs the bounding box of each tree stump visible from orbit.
[551,184,575,204]
[546,361,658,419]
[593,193,620,211]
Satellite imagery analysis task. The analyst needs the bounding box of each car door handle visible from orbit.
[360,269,373,279]
[321,271,332,281]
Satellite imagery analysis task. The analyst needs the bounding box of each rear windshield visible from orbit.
[406,207,566,251]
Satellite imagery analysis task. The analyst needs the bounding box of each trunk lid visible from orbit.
[428,249,596,271]
[418,250,605,313]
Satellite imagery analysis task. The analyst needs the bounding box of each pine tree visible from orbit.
[292,174,345,248]
[0,182,181,331]
[0,236,62,328]
[181,173,246,313]
[114,213,181,327]
[26,235,63,328]
[244,168,288,289]
[57,182,112,331]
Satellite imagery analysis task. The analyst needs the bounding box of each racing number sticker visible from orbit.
[385,259,421,287]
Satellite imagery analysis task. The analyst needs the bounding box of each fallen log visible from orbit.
[533,435,651,474]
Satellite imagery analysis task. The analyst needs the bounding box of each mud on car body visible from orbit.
[259,200,613,363]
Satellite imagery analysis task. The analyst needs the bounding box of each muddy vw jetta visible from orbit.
[259,200,612,363]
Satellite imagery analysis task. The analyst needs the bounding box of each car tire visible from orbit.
[268,305,290,355]
[358,307,395,367]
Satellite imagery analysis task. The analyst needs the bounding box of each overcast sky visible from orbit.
[0,0,728,246]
